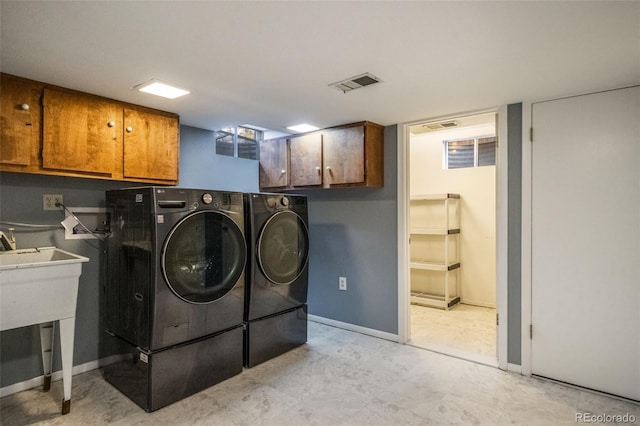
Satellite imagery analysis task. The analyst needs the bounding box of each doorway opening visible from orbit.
[406,112,498,366]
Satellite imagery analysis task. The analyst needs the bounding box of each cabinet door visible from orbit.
[322,125,365,186]
[123,108,179,182]
[290,133,322,187]
[259,137,288,188]
[0,76,41,166]
[42,89,119,174]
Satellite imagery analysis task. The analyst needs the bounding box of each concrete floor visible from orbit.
[1,321,638,425]
[409,303,497,366]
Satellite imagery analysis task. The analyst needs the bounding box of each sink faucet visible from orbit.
[0,228,17,250]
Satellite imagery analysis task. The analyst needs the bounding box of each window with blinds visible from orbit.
[444,136,496,169]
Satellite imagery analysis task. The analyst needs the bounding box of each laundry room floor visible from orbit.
[1,321,638,425]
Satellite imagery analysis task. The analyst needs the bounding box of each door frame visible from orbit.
[397,105,508,370]
[521,102,533,376]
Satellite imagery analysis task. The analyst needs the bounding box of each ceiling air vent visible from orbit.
[424,121,459,130]
[329,73,382,93]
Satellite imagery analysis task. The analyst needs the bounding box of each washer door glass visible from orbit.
[162,211,246,304]
[257,210,309,285]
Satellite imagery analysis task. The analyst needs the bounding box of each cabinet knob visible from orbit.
[20,104,29,111]
[280,170,286,174]
[325,166,331,171]
[126,126,133,133]
[107,121,116,128]
[315,166,321,172]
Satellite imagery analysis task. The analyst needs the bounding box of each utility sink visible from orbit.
[0,247,89,329]
[0,246,89,415]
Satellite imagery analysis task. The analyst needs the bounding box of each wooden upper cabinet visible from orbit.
[322,122,384,188]
[259,137,288,189]
[258,121,383,191]
[0,73,180,184]
[123,108,179,182]
[322,125,366,186]
[0,75,42,167]
[290,133,323,187]
[43,89,120,175]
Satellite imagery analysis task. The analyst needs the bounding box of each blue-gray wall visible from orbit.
[177,125,259,193]
[301,125,398,333]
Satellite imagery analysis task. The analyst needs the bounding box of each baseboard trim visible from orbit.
[0,353,126,398]
[459,300,497,309]
[308,314,401,343]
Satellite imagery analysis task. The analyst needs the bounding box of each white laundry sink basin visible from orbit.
[0,247,89,331]
[0,246,88,269]
[0,246,89,414]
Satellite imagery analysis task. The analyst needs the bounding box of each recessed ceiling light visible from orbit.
[287,124,319,133]
[134,79,190,99]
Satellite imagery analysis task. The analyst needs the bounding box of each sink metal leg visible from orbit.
[61,398,71,415]
[58,317,75,415]
[38,322,55,392]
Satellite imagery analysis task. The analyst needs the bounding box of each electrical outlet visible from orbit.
[339,276,347,291]
[43,194,63,210]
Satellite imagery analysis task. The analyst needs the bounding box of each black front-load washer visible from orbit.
[103,187,246,411]
[243,192,309,367]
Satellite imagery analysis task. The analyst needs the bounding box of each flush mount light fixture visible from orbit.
[133,79,190,99]
[287,124,319,133]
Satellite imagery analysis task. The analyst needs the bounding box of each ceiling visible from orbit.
[1,1,638,134]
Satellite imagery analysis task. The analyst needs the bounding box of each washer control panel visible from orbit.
[267,196,289,209]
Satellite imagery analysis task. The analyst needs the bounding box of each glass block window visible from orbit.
[445,139,475,169]
[478,136,497,167]
[444,135,496,169]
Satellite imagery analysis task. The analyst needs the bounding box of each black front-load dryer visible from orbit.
[105,187,246,351]
[244,192,309,322]
[243,192,309,367]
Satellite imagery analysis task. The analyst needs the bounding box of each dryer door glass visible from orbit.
[162,211,246,304]
[257,210,309,285]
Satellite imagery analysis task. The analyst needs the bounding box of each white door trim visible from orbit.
[397,107,508,370]
[397,123,410,344]
[496,104,509,370]
[521,102,533,376]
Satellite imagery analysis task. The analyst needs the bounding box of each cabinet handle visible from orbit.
[126,126,133,133]
[107,121,116,128]
[20,104,30,111]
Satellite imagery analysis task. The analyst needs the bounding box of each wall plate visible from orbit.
[64,207,111,240]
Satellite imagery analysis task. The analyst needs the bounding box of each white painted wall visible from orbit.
[410,124,496,307]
